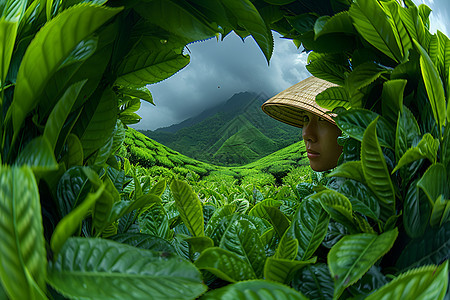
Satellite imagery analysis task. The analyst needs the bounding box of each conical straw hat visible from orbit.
[261,76,338,128]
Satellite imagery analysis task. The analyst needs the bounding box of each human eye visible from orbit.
[300,115,309,123]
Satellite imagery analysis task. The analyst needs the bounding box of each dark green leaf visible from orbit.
[264,205,290,237]
[361,117,396,221]
[185,236,214,254]
[0,166,47,299]
[417,164,448,206]
[195,247,257,282]
[292,263,334,300]
[108,233,175,253]
[314,11,355,39]
[117,86,154,105]
[430,195,450,227]
[56,166,92,217]
[381,79,407,124]
[138,203,169,239]
[264,257,317,284]
[395,105,421,162]
[403,178,431,238]
[14,136,58,173]
[347,61,390,94]
[48,237,206,299]
[63,134,83,168]
[339,179,380,221]
[328,229,398,298]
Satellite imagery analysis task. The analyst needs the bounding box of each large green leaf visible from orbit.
[291,263,334,300]
[417,163,448,206]
[107,194,161,224]
[314,11,356,39]
[366,261,449,300]
[339,179,380,222]
[274,226,299,260]
[0,20,18,87]
[76,87,118,158]
[200,279,308,300]
[92,181,115,235]
[328,229,398,298]
[328,161,365,183]
[392,133,439,173]
[56,166,92,217]
[403,179,431,238]
[361,117,396,221]
[443,125,450,172]
[219,219,266,278]
[335,109,395,149]
[115,37,190,87]
[315,86,351,111]
[349,0,403,62]
[195,247,257,282]
[14,136,58,173]
[395,105,421,162]
[205,204,236,242]
[347,61,390,94]
[108,233,175,253]
[170,180,204,237]
[0,166,47,299]
[48,237,206,299]
[263,205,290,238]
[396,222,450,271]
[263,257,317,284]
[398,5,431,51]
[381,79,407,124]
[430,195,450,227]
[293,198,330,260]
[10,4,121,135]
[248,199,283,219]
[117,86,154,105]
[381,0,412,57]
[43,80,86,151]
[414,39,447,136]
[220,0,273,63]
[51,184,105,256]
[63,134,83,168]
[311,189,356,233]
[138,203,169,239]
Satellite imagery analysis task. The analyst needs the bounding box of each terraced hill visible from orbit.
[121,128,309,184]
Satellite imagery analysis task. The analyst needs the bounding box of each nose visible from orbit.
[302,120,317,142]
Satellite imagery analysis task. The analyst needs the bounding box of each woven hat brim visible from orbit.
[261,76,338,128]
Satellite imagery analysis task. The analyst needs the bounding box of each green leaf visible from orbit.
[0,20,18,86]
[108,194,161,224]
[339,180,380,221]
[138,203,169,239]
[314,11,356,39]
[335,109,395,149]
[205,204,236,242]
[170,180,204,237]
[403,178,431,238]
[293,198,330,260]
[316,86,350,111]
[149,179,167,197]
[14,136,58,174]
[200,279,308,300]
[443,125,450,172]
[219,0,273,63]
[361,117,396,221]
[392,133,440,173]
[76,87,118,158]
[274,227,299,260]
[396,222,450,271]
[0,166,47,299]
[366,261,449,300]
[430,195,450,227]
[381,79,407,124]
[248,199,283,219]
[43,80,87,151]
[349,0,403,62]
[10,4,121,135]
[328,229,398,298]
[292,263,334,300]
[92,183,115,235]
[414,39,447,136]
[219,219,266,278]
[63,134,83,168]
[264,257,317,284]
[108,233,175,253]
[263,205,290,237]
[115,39,190,87]
[185,236,214,254]
[347,61,390,94]
[51,184,104,256]
[117,86,154,104]
[306,52,348,85]
[328,161,365,183]
[398,5,431,50]
[195,247,257,282]
[417,163,448,206]
[311,189,356,233]
[48,237,206,299]
[395,105,421,162]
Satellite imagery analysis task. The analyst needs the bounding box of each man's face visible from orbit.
[300,111,343,172]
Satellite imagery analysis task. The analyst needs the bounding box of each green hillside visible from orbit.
[139,92,299,165]
[122,128,309,184]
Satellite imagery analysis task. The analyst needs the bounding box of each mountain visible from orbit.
[139,92,299,165]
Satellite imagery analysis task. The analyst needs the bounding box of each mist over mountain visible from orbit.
[139,92,299,165]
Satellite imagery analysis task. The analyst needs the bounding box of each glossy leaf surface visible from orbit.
[264,257,316,284]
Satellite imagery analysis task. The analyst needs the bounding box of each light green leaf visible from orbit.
[430,195,450,227]
[414,39,447,136]
[170,180,204,237]
[366,261,449,300]
[417,163,448,206]
[200,279,308,300]
[48,237,206,300]
[328,161,365,183]
[293,198,330,260]
[108,194,161,224]
[314,11,356,39]
[316,86,350,111]
[51,185,104,256]
[263,205,290,237]
[44,80,87,151]
[219,219,266,278]
[117,86,154,105]
[381,0,412,58]
[93,183,115,235]
[195,247,257,282]
[349,0,403,62]
[10,4,121,135]
[264,257,317,284]
[392,133,439,173]
[0,166,47,299]
[381,79,407,124]
[274,228,299,260]
[362,117,396,221]
[76,87,118,158]
[149,179,167,197]
[15,136,58,173]
[219,0,273,63]
[395,105,421,162]
[248,199,282,219]
[328,229,399,299]
[0,20,18,87]
[398,5,431,50]
[347,61,390,94]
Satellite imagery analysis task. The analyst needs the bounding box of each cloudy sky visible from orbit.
[132,0,450,131]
